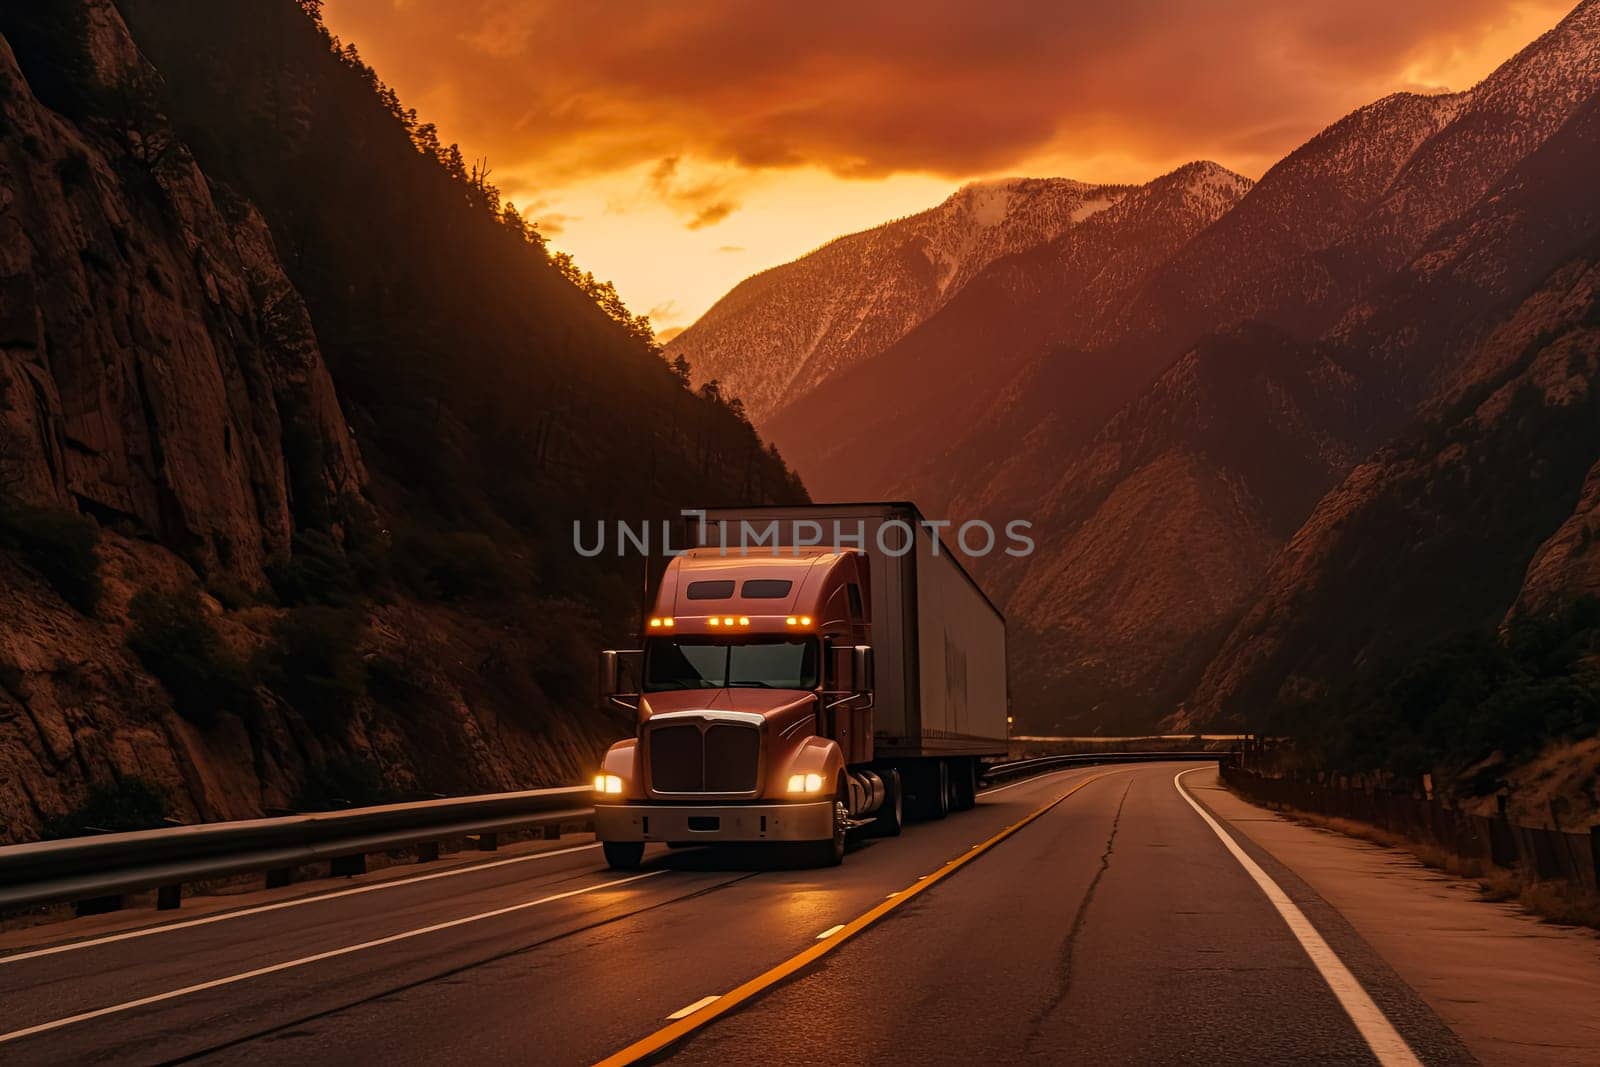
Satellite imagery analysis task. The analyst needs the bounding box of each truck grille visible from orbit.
[648,720,760,794]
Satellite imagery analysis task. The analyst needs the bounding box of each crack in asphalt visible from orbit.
[1024,777,1133,1052]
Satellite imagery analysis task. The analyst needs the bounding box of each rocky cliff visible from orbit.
[0,0,801,844]
[0,7,361,585]
[0,3,369,841]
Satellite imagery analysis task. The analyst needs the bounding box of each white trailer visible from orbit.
[694,503,1009,812]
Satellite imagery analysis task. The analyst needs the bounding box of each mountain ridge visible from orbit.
[765,160,1254,507]
[679,0,1600,735]
[665,176,1134,425]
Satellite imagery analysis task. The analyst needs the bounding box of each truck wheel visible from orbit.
[930,760,952,820]
[602,841,645,870]
[862,768,903,838]
[799,798,848,867]
[952,759,977,811]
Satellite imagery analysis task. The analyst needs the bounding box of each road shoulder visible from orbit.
[1188,766,1600,1067]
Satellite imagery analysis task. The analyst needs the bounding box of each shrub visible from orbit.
[43,776,170,839]
[1292,596,1600,789]
[366,652,431,716]
[0,500,102,612]
[265,606,367,725]
[266,530,362,607]
[127,588,252,726]
[206,575,260,610]
[391,524,521,601]
[290,755,396,811]
[527,601,598,704]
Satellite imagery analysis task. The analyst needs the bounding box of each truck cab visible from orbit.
[594,547,882,868]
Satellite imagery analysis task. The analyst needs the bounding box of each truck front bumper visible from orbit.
[594,800,835,843]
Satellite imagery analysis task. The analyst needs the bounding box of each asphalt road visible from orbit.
[0,762,1477,1065]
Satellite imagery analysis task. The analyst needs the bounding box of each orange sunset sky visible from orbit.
[321,0,1573,338]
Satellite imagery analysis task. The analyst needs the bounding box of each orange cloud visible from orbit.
[648,155,740,229]
[317,1,1577,334]
[532,210,575,236]
[321,0,1571,185]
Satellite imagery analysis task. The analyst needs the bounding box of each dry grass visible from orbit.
[1262,803,1600,931]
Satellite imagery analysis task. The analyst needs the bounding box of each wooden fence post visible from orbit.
[1590,825,1600,891]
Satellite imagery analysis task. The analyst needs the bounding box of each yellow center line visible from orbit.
[591,771,1116,1066]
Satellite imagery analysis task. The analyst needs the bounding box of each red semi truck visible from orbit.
[594,503,1009,869]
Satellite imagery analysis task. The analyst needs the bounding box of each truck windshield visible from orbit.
[644,638,818,691]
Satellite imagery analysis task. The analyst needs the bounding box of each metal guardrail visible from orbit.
[0,786,592,914]
[982,751,1220,783]
[0,753,1220,916]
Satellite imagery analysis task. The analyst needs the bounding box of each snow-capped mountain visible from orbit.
[664,178,1131,424]
[765,161,1253,507]
[1098,0,1600,360]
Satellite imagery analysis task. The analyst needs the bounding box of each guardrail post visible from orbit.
[157,885,181,911]
[417,841,440,864]
[330,853,366,877]
[265,867,292,889]
[476,832,498,852]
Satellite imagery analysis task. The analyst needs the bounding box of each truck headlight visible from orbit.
[593,773,624,794]
[787,772,825,794]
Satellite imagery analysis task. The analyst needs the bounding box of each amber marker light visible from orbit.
[738,616,750,626]
[709,617,721,627]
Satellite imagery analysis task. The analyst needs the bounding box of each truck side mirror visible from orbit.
[825,643,873,694]
[852,645,874,693]
[599,650,643,699]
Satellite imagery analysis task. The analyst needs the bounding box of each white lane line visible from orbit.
[0,842,602,967]
[666,995,721,1020]
[815,924,845,940]
[0,870,663,1046]
[1174,768,1422,1067]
